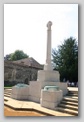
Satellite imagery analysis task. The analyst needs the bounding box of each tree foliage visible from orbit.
[52,37,78,82]
[4,50,28,61]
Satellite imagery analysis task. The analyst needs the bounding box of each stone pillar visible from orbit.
[44,21,53,71]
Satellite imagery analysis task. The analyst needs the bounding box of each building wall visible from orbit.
[4,61,43,86]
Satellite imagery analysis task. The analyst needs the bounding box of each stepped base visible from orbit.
[56,107,78,115]
[56,89,78,116]
[4,88,78,116]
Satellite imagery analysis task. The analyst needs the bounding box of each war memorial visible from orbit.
[4,21,78,116]
[11,21,67,109]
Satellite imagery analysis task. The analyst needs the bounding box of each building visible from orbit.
[4,57,43,86]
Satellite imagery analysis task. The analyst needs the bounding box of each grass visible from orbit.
[4,86,12,89]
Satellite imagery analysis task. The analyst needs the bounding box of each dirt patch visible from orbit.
[4,106,47,116]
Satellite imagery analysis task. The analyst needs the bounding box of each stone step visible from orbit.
[68,91,78,94]
[63,97,78,102]
[4,94,11,98]
[4,91,11,93]
[66,96,78,99]
[58,103,78,111]
[67,93,78,97]
[61,101,78,106]
[4,96,10,102]
[4,98,9,102]
[4,92,11,95]
[4,89,12,91]
[4,90,12,92]
[4,96,10,100]
[56,107,78,116]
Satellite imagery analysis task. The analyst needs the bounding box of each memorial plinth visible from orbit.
[11,83,29,100]
[40,86,63,109]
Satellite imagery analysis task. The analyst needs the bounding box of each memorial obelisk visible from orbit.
[37,21,60,83]
[44,21,53,71]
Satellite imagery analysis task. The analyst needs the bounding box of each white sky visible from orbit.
[4,4,78,64]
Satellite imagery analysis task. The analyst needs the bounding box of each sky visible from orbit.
[4,4,78,64]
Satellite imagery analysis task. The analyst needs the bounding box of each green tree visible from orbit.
[4,50,28,61]
[10,50,28,61]
[52,37,78,83]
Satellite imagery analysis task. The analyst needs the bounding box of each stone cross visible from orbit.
[44,21,53,71]
[47,21,52,30]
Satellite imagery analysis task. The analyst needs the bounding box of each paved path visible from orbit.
[4,96,73,116]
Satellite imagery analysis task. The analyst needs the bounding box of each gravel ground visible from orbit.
[4,106,47,116]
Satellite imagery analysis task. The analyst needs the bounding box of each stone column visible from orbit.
[44,21,53,71]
